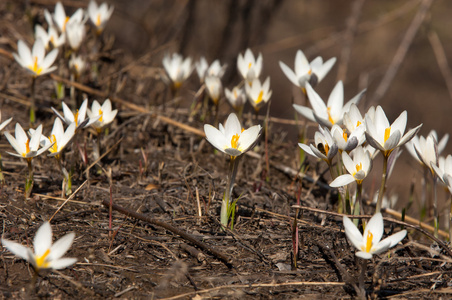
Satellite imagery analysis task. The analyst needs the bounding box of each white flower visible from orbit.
[343,213,407,259]
[162,53,193,89]
[364,106,422,157]
[196,57,227,83]
[66,20,86,51]
[87,99,118,130]
[237,48,263,84]
[205,76,222,105]
[298,125,338,164]
[4,123,53,160]
[330,146,372,187]
[204,113,262,157]
[69,54,86,77]
[88,0,114,33]
[343,104,366,146]
[405,130,448,172]
[52,99,97,129]
[1,222,76,271]
[432,155,452,194]
[45,2,84,33]
[30,118,75,158]
[13,39,58,77]
[279,49,336,89]
[245,77,272,111]
[225,86,246,111]
[331,124,361,152]
[35,24,65,49]
[293,81,366,127]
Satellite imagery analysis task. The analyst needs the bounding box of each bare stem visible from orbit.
[358,258,368,299]
[376,154,389,212]
[432,176,439,238]
[30,76,36,124]
[221,156,241,227]
[25,159,34,198]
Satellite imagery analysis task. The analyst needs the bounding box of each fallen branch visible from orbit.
[101,198,232,267]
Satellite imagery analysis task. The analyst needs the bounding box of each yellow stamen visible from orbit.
[384,127,391,143]
[62,16,70,32]
[255,91,264,104]
[74,110,79,127]
[98,109,103,122]
[356,162,362,172]
[365,231,373,253]
[35,249,51,269]
[241,128,245,133]
[356,121,361,127]
[308,69,312,75]
[248,62,252,69]
[342,130,348,142]
[231,134,240,149]
[29,57,43,75]
[23,139,30,157]
[324,144,329,156]
[234,90,237,98]
[96,14,102,27]
[327,107,334,124]
[49,134,58,153]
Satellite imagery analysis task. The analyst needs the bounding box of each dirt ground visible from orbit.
[1,0,452,299]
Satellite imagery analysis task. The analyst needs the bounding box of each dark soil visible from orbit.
[1,0,452,299]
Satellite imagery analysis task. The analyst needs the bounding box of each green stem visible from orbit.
[353,183,363,226]
[264,100,271,182]
[221,156,241,227]
[30,76,36,125]
[25,159,34,198]
[376,154,389,212]
[449,193,452,242]
[432,176,438,238]
[358,258,368,298]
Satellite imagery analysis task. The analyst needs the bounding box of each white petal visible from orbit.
[33,222,52,257]
[355,251,373,259]
[343,216,364,251]
[379,230,406,248]
[330,174,355,187]
[49,257,77,269]
[293,104,315,122]
[279,61,299,86]
[48,233,75,261]
[364,213,384,245]
[1,238,31,261]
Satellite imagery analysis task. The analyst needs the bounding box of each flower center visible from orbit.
[356,121,361,127]
[342,130,348,142]
[255,90,264,104]
[23,139,30,157]
[356,162,362,172]
[74,109,79,127]
[98,109,103,122]
[384,127,391,143]
[308,69,312,75]
[327,107,334,124]
[365,231,373,253]
[49,134,58,153]
[30,57,42,75]
[96,14,102,27]
[35,248,51,269]
[62,16,70,32]
[231,134,240,149]
[248,62,252,69]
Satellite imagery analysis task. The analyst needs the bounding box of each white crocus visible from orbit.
[364,106,422,158]
[69,54,86,77]
[196,57,227,83]
[294,81,365,128]
[237,48,263,84]
[35,25,65,49]
[225,86,246,111]
[88,0,114,33]
[162,53,193,89]
[245,77,272,111]
[405,130,448,172]
[205,76,222,105]
[46,2,84,33]
[53,99,97,130]
[87,99,118,131]
[343,104,366,146]
[298,125,338,164]
[330,146,372,187]
[432,155,452,193]
[32,118,76,159]
[1,222,76,271]
[204,113,261,157]
[331,124,361,152]
[13,39,58,77]
[4,123,52,160]
[279,49,336,90]
[66,20,86,51]
[343,213,407,259]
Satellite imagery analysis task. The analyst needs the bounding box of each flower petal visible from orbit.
[34,222,52,257]
[330,174,355,187]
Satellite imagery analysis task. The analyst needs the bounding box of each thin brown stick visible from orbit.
[428,31,452,101]
[370,0,435,105]
[101,198,232,267]
[291,205,452,258]
[48,180,88,222]
[160,281,346,300]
